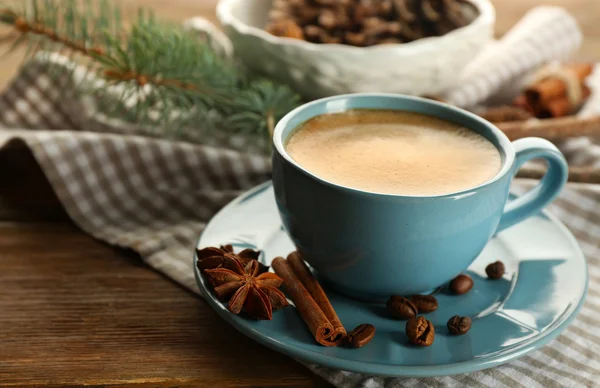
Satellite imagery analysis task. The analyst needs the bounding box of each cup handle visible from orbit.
[496,137,568,233]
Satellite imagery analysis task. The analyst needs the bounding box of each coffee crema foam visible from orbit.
[285,109,502,196]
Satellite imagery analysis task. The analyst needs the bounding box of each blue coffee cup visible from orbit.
[272,94,568,300]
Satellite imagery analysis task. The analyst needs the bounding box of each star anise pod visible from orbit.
[196,246,267,272]
[204,256,289,320]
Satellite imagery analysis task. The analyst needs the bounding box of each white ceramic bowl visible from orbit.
[217,0,495,99]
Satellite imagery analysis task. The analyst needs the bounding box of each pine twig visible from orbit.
[11,14,103,56]
[2,8,197,89]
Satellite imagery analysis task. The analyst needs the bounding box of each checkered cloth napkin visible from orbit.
[1,5,599,387]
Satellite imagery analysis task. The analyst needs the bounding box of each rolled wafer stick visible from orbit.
[525,63,593,106]
[497,115,600,141]
[287,252,346,343]
[271,257,342,346]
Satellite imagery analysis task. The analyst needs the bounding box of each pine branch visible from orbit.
[6,11,105,57]
[0,0,301,150]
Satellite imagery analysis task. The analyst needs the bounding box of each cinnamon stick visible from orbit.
[271,257,342,346]
[513,94,535,115]
[525,63,593,105]
[497,115,600,141]
[536,85,591,118]
[287,252,346,343]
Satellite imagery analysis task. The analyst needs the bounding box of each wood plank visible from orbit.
[0,221,330,387]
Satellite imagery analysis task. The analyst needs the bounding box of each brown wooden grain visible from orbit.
[0,1,598,386]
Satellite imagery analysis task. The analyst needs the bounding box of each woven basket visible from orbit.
[497,115,600,183]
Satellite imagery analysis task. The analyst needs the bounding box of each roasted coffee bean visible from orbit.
[318,10,337,30]
[344,31,368,46]
[447,315,471,335]
[387,296,418,319]
[485,261,505,279]
[410,294,438,313]
[406,316,435,346]
[450,274,473,295]
[304,25,324,42]
[347,323,376,348]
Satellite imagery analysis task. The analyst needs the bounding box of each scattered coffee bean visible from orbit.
[406,316,435,346]
[447,315,472,335]
[387,296,418,319]
[485,261,505,279]
[410,294,438,313]
[347,323,376,348]
[450,274,473,295]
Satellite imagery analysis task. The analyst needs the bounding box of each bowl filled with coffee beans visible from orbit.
[217,0,495,99]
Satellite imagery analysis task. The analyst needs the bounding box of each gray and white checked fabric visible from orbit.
[1,6,599,386]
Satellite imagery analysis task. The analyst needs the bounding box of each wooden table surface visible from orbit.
[0,1,598,387]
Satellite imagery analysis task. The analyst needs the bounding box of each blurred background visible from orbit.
[0,0,597,89]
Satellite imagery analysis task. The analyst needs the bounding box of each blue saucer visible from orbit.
[194,182,588,377]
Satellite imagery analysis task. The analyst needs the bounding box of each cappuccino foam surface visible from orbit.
[285,109,502,196]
